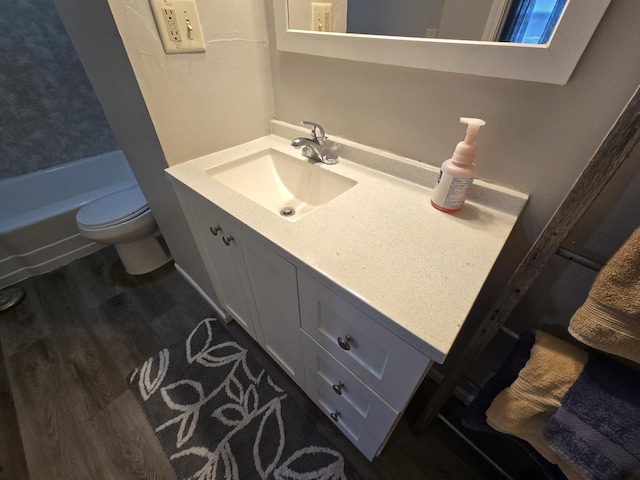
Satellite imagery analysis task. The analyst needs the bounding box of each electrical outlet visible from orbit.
[311,3,332,32]
[150,0,205,54]
[162,8,182,42]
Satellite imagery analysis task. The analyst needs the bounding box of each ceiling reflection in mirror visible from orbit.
[288,0,568,44]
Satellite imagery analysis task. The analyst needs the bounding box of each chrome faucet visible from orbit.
[291,121,338,165]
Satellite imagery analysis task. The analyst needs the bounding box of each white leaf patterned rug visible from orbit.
[129,317,362,480]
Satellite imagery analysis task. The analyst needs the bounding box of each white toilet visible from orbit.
[76,185,172,275]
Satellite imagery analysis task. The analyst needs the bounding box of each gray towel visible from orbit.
[543,353,640,479]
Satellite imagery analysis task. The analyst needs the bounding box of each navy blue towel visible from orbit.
[543,352,640,479]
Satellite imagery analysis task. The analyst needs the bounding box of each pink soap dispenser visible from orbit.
[431,117,486,214]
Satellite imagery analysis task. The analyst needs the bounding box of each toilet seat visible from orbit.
[77,186,149,229]
[75,184,171,275]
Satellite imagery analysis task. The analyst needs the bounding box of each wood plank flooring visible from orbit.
[0,247,533,479]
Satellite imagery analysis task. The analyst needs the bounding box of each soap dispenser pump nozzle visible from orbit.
[461,117,486,142]
[452,117,486,164]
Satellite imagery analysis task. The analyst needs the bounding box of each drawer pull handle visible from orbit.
[209,225,221,236]
[337,334,353,350]
[222,235,234,246]
[330,410,340,422]
[332,382,344,395]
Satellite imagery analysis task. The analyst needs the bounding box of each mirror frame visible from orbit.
[273,0,611,85]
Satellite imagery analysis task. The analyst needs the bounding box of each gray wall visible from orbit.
[0,0,118,179]
[347,0,445,37]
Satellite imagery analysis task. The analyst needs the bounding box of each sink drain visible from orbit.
[280,207,296,217]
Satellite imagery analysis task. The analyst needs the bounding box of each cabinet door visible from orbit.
[241,236,304,388]
[187,196,258,340]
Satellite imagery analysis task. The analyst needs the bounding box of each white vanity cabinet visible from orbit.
[241,234,304,388]
[186,191,259,339]
[180,188,305,388]
[298,270,432,411]
[298,269,432,458]
[173,183,434,460]
[166,130,527,462]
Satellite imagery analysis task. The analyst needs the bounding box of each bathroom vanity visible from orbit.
[166,121,527,460]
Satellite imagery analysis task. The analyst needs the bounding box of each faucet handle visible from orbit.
[301,120,326,145]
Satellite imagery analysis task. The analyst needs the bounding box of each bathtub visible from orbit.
[0,151,138,288]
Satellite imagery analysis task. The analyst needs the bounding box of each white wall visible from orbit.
[346,0,444,37]
[268,0,640,242]
[438,0,493,40]
[55,0,274,306]
[266,0,640,376]
[57,0,639,385]
[54,0,215,303]
[106,0,273,166]
[288,0,347,33]
[287,0,444,38]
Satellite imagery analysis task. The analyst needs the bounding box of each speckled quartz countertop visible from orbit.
[166,121,528,364]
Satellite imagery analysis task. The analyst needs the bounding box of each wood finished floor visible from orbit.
[0,247,521,480]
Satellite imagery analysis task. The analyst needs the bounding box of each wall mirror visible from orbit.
[274,0,611,84]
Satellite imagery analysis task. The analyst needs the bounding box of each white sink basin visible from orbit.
[206,148,357,221]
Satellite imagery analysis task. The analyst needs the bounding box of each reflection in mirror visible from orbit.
[275,0,611,84]
[289,0,568,44]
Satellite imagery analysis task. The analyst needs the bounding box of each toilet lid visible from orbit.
[77,186,149,229]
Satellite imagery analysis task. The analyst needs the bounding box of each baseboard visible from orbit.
[174,263,226,319]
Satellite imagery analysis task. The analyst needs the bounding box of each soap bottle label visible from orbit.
[432,171,474,210]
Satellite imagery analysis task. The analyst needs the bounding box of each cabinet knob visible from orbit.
[332,381,344,395]
[209,225,221,236]
[337,334,353,351]
[330,410,340,422]
[222,235,234,246]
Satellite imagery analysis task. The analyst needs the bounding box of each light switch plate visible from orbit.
[311,3,332,32]
[149,0,205,54]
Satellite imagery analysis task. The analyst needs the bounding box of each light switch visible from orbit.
[311,3,332,32]
[149,0,205,54]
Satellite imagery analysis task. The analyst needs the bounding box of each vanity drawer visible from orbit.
[298,269,432,410]
[302,332,396,459]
